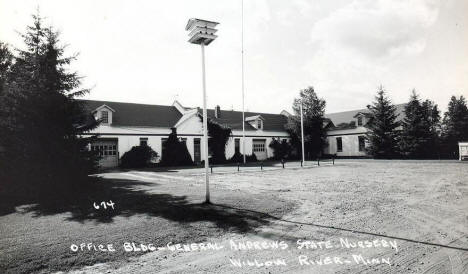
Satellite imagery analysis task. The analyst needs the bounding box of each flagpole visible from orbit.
[241,0,246,164]
[300,101,305,165]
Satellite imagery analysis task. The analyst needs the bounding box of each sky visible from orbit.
[1,0,467,114]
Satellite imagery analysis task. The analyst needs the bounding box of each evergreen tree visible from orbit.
[421,99,441,157]
[207,119,232,164]
[399,90,440,158]
[160,128,193,166]
[0,42,13,95]
[441,95,468,158]
[286,86,327,159]
[365,86,400,158]
[0,14,99,194]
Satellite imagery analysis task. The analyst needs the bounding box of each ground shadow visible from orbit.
[0,177,275,233]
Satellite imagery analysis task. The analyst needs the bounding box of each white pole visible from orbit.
[300,101,305,165]
[241,0,246,164]
[201,43,210,203]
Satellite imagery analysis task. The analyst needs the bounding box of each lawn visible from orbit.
[0,160,467,273]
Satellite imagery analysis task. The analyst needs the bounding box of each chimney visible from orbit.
[215,105,221,118]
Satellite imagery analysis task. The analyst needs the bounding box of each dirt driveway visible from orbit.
[1,160,467,273]
[61,160,468,274]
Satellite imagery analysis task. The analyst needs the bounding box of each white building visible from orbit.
[81,99,407,167]
[459,142,468,160]
[323,104,405,157]
[81,100,290,167]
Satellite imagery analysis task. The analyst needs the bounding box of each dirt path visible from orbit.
[65,161,467,273]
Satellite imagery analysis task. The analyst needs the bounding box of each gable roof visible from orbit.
[325,103,406,127]
[197,108,289,131]
[245,115,265,121]
[94,104,115,112]
[80,100,182,128]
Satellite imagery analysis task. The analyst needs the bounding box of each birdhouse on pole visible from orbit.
[185,18,219,45]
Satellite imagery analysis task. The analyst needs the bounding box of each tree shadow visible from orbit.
[0,177,275,233]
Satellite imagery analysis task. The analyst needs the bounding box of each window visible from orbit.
[101,111,109,124]
[336,137,343,152]
[193,138,201,162]
[253,142,265,152]
[357,116,363,126]
[235,138,240,154]
[358,136,365,152]
[257,120,262,129]
[140,137,148,146]
[91,144,117,156]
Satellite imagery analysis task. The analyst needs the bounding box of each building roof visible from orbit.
[198,108,289,132]
[325,103,406,128]
[80,100,183,128]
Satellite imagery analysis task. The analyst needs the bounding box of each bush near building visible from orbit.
[228,151,258,163]
[120,145,158,168]
[269,138,293,160]
[160,129,194,167]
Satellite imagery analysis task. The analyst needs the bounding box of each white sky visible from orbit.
[1,0,467,114]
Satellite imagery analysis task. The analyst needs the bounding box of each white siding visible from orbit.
[325,127,368,157]
[86,112,291,164]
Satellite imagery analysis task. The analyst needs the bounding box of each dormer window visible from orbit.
[101,111,109,124]
[94,104,115,125]
[245,115,265,130]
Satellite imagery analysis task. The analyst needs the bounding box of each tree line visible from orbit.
[366,86,468,159]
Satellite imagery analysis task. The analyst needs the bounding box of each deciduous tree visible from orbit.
[286,86,327,159]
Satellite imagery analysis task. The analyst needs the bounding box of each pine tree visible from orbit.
[207,119,232,164]
[286,86,327,159]
[0,42,13,94]
[399,90,440,158]
[160,128,193,166]
[0,14,99,194]
[365,86,400,158]
[441,95,468,158]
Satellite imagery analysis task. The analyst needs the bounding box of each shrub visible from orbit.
[207,119,232,164]
[228,151,257,163]
[120,145,158,168]
[269,138,293,160]
[160,129,194,166]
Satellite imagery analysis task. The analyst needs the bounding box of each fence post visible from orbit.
[281,159,284,169]
[317,158,320,166]
[301,160,303,167]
